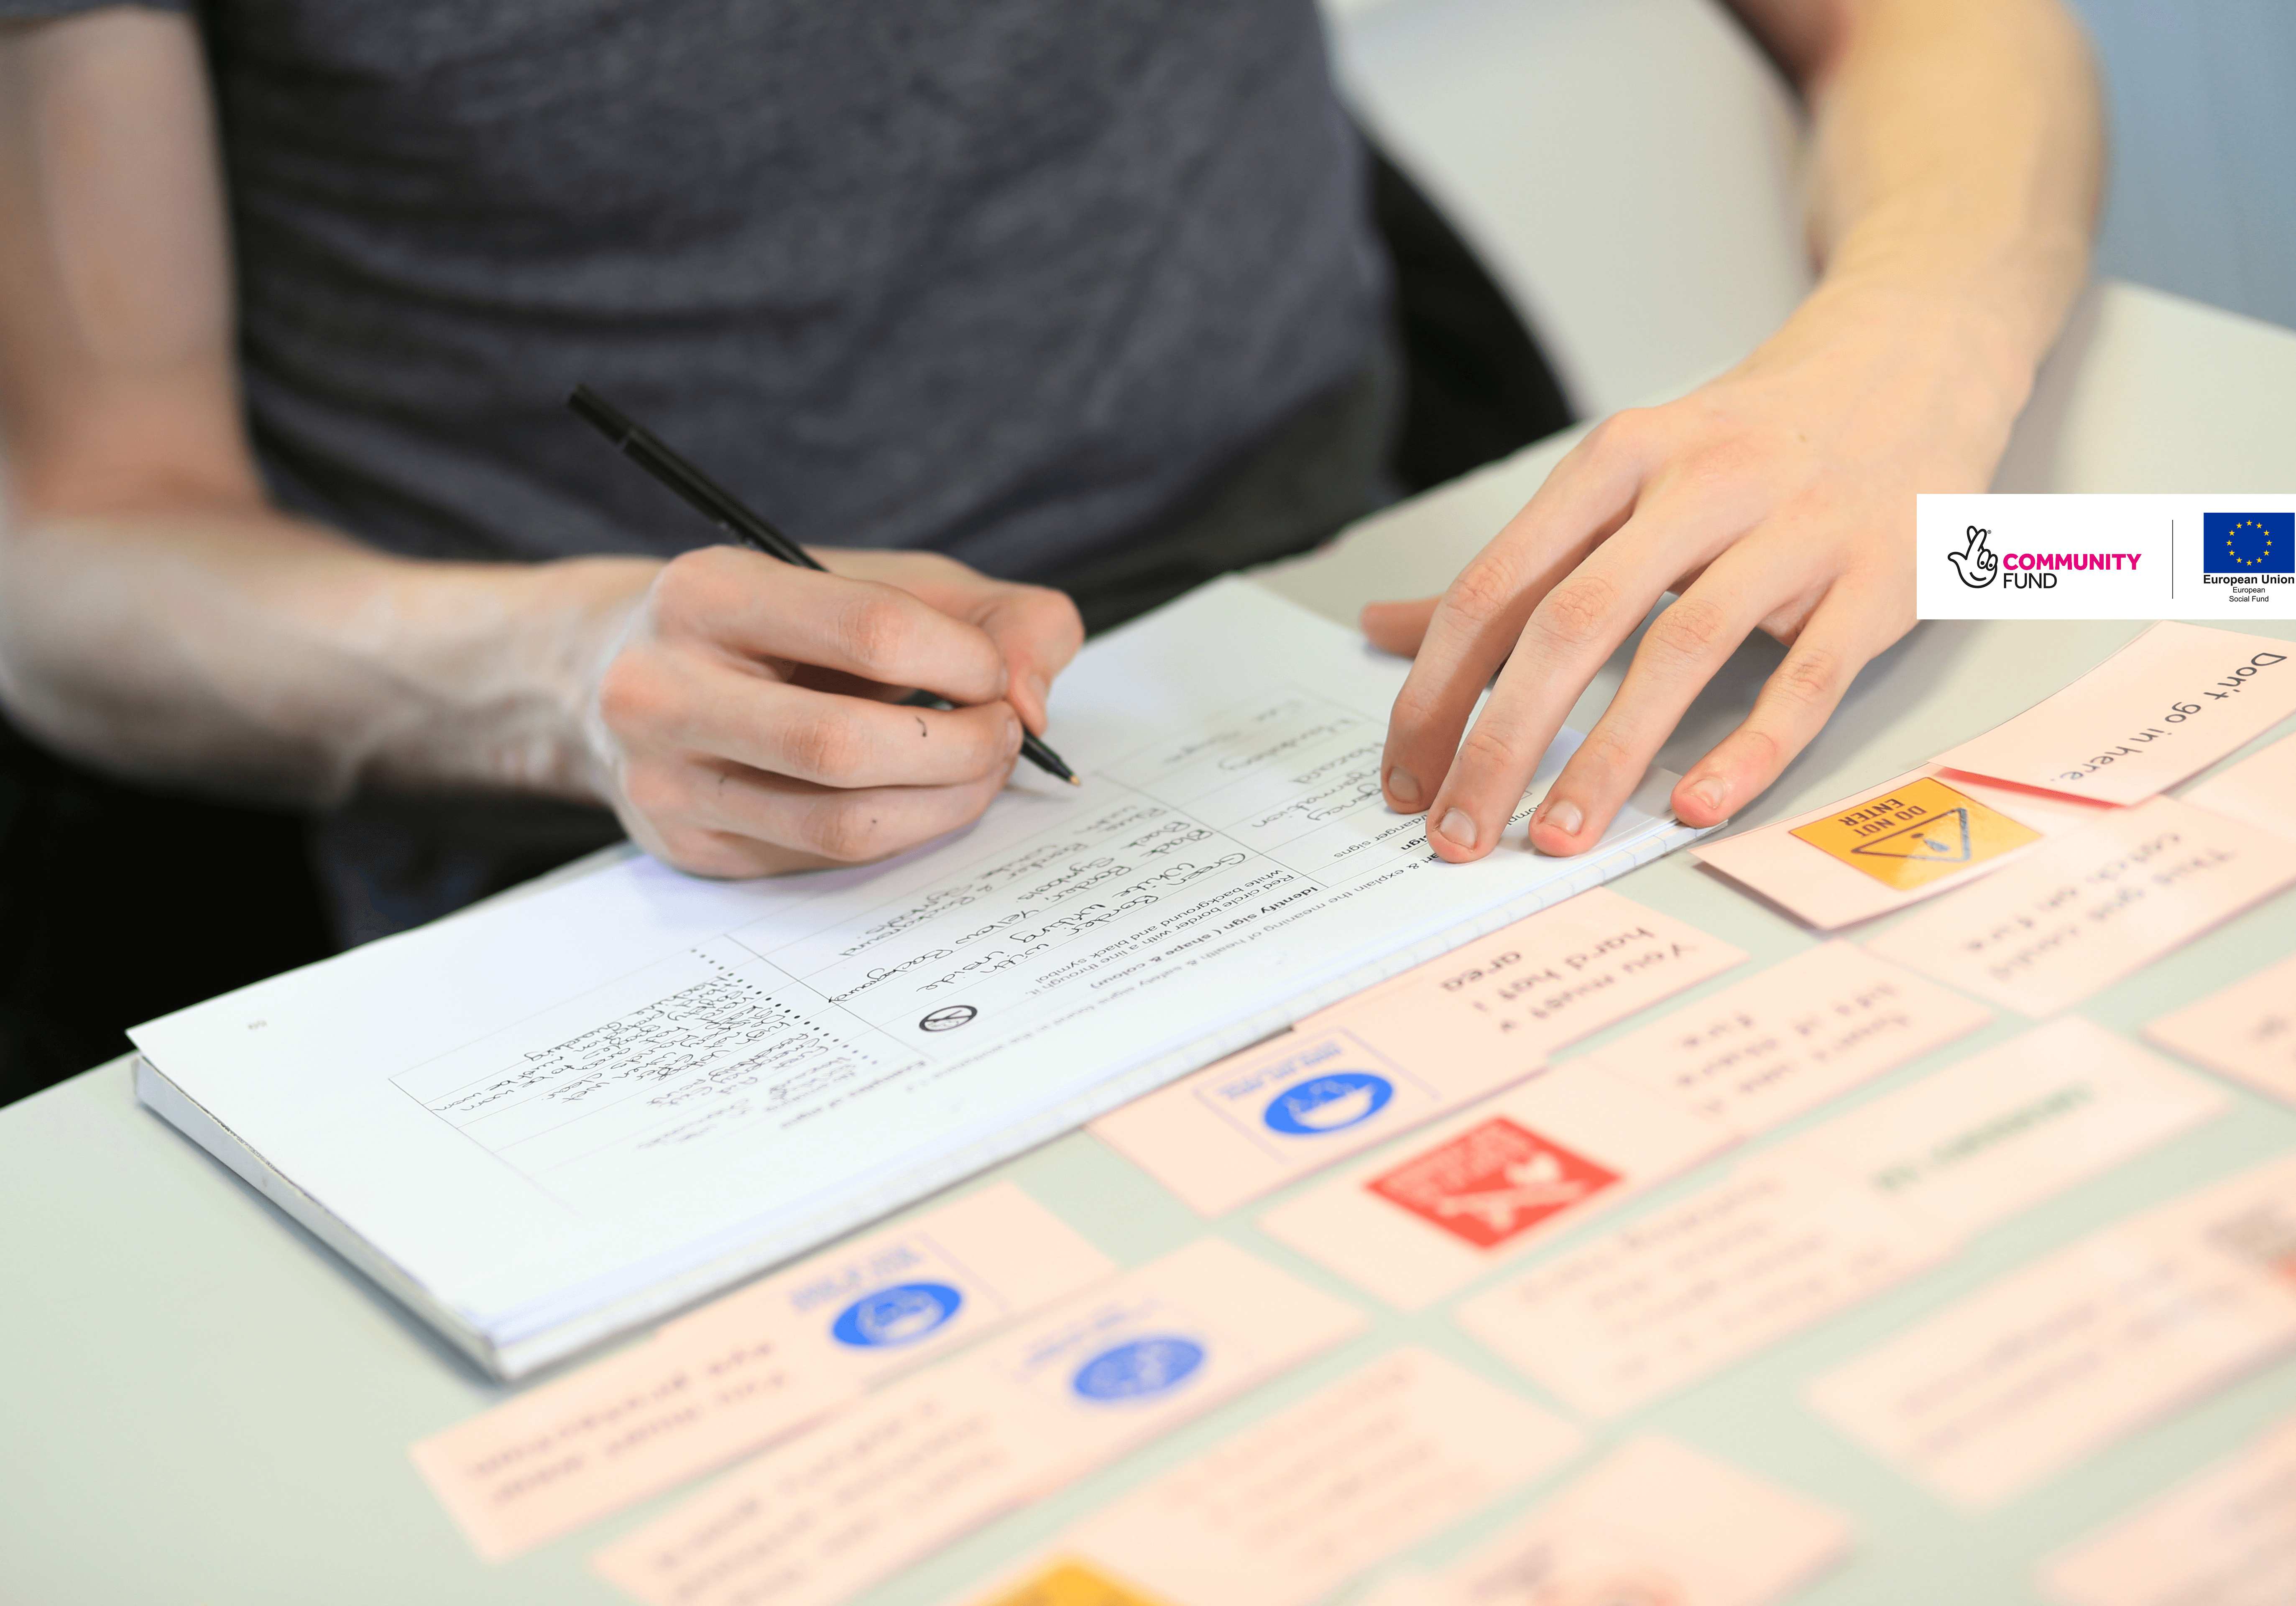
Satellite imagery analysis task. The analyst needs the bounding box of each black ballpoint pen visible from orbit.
[567,384,1080,786]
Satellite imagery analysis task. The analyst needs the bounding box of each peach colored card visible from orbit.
[1457,1151,1958,1419]
[1045,1348,1584,1606]
[1693,765,2110,930]
[1578,941,1991,1137]
[2182,729,2296,841]
[1809,1154,2296,1509]
[1935,622,2296,806]
[590,1239,1363,1606]
[1866,797,2296,1016]
[2146,951,2296,1107]
[412,1183,1113,1560]
[1460,1020,2221,1418]
[1089,888,1744,1216]
[1790,1018,2226,1240]
[2039,1412,2296,1606]
[1256,1060,1732,1309]
[1362,1437,1851,1606]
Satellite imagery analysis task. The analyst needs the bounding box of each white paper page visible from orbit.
[132,580,1698,1359]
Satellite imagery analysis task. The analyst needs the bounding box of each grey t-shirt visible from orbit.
[26,0,1386,581]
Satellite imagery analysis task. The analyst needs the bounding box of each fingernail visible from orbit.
[1025,672,1049,714]
[1007,710,1025,750]
[1544,798,1583,837]
[995,662,1011,697]
[1438,808,1477,849]
[1388,767,1421,807]
[1688,777,1726,815]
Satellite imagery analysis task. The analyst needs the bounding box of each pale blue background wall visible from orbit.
[2072,0,2296,333]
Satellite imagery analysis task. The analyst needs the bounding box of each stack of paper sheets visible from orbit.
[130,581,1706,1378]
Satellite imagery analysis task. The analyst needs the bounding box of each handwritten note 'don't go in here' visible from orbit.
[1089,888,1744,1216]
[1867,796,2296,1016]
[1934,621,2296,805]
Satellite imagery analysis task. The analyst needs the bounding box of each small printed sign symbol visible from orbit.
[1264,1071,1393,1135]
[919,1005,978,1032]
[1366,1117,1620,1249]
[1071,1335,1205,1401]
[1849,808,1972,864]
[830,1282,963,1348]
[1790,775,2040,892]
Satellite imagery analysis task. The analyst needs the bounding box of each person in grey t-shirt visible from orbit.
[0,4,2102,904]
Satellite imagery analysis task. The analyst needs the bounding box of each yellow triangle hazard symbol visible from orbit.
[1849,808,1973,863]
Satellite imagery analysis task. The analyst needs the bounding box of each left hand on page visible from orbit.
[588,546,1082,877]
[1366,294,2017,861]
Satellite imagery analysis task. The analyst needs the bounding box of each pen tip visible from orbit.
[1067,775,1082,787]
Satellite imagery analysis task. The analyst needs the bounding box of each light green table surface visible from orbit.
[6,280,2296,1605]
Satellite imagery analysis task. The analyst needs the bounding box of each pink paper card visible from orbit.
[1809,1154,2296,1509]
[2039,1412,2296,1606]
[1935,622,2296,806]
[1457,1151,1958,1418]
[1089,888,1744,1216]
[1693,765,2110,930]
[1045,1348,1584,1606]
[1577,941,1992,1137]
[1364,1436,1852,1606]
[2181,730,2296,841]
[1255,1061,1732,1308]
[1788,1018,2225,1240]
[1866,797,2296,1016]
[590,1239,1363,1606]
[2146,951,2296,1106]
[411,1182,1113,1559]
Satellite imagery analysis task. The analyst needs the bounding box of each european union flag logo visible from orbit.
[2204,511,2294,574]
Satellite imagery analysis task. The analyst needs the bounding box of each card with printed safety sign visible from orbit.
[588,1238,1364,1606]
[409,1183,1113,1560]
[1255,1060,1731,1308]
[1089,889,1743,1215]
[1694,763,2107,929]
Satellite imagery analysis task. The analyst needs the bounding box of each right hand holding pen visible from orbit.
[589,546,1082,877]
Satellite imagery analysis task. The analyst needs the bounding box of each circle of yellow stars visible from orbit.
[2224,517,2276,568]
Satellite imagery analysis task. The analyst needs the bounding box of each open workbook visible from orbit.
[132,580,1707,1378]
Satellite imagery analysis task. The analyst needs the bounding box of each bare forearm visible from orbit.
[1793,0,2104,398]
[0,500,654,807]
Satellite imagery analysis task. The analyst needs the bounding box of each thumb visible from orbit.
[1361,596,1441,657]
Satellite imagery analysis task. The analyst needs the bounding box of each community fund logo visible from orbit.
[1947,526,1998,588]
[1944,522,2142,591]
